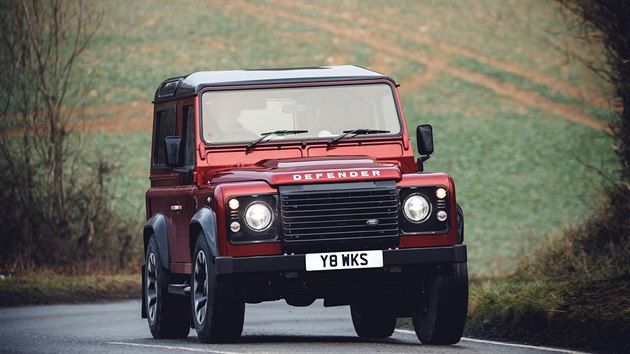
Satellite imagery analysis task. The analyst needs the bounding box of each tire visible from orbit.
[413,262,468,345]
[145,236,190,339]
[350,296,396,338]
[191,235,245,343]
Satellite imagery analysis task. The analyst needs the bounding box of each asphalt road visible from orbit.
[0,300,585,354]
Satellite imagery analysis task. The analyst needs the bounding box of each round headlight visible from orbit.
[244,202,273,231]
[403,194,431,223]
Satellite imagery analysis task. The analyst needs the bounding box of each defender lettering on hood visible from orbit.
[292,170,381,181]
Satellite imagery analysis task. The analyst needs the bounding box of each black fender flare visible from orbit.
[189,207,219,258]
[143,213,170,270]
[456,203,464,244]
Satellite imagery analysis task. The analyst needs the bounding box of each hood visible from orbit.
[209,156,402,186]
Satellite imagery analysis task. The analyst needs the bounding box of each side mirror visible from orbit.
[416,124,433,172]
[417,124,434,155]
[164,136,183,168]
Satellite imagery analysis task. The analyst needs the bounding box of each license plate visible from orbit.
[305,250,383,272]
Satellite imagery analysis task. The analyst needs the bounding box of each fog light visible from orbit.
[228,198,240,210]
[437,210,447,221]
[436,187,447,199]
[230,222,241,232]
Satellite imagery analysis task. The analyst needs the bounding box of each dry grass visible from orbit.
[0,270,140,307]
[465,188,630,353]
[518,189,630,281]
[466,275,630,354]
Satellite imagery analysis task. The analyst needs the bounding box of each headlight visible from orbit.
[244,202,273,231]
[403,194,431,223]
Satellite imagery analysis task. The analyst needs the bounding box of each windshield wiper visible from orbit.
[327,128,390,147]
[246,130,308,150]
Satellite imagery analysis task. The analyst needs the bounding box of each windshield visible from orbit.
[200,84,401,144]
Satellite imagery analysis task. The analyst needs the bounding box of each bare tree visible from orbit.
[0,0,103,269]
[532,0,630,276]
[560,0,630,187]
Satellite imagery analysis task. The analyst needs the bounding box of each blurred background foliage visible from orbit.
[0,0,620,278]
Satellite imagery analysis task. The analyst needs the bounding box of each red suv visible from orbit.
[141,65,467,344]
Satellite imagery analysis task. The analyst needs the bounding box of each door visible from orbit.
[147,102,197,273]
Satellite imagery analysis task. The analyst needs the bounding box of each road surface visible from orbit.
[0,300,584,354]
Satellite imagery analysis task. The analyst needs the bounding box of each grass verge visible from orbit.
[0,271,141,307]
[467,190,629,353]
[466,276,630,354]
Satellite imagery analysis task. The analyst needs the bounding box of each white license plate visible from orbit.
[305,250,383,272]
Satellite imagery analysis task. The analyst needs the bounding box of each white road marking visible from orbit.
[395,329,591,354]
[108,341,243,354]
[109,332,591,354]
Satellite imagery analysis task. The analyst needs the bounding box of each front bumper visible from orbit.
[215,244,466,275]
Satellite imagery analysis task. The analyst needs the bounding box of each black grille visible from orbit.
[280,181,399,251]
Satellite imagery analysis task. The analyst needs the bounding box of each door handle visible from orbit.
[171,205,182,211]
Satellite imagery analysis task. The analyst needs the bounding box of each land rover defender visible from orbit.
[141,65,467,344]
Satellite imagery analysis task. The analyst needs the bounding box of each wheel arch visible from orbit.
[189,206,219,259]
[143,213,170,270]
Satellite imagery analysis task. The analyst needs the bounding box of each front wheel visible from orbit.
[350,296,396,338]
[413,262,468,344]
[191,235,245,343]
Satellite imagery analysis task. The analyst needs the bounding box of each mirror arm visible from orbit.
[417,155,430,173]
[173,167,194,184]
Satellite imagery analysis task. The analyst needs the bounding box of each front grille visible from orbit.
[280,181,399,250]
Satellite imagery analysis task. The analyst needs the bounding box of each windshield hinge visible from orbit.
[198,142,206,160]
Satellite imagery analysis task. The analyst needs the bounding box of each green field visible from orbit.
[84,0,617,277]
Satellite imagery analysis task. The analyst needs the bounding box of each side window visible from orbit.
[153,107,176,166]
[183,105,196,167]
